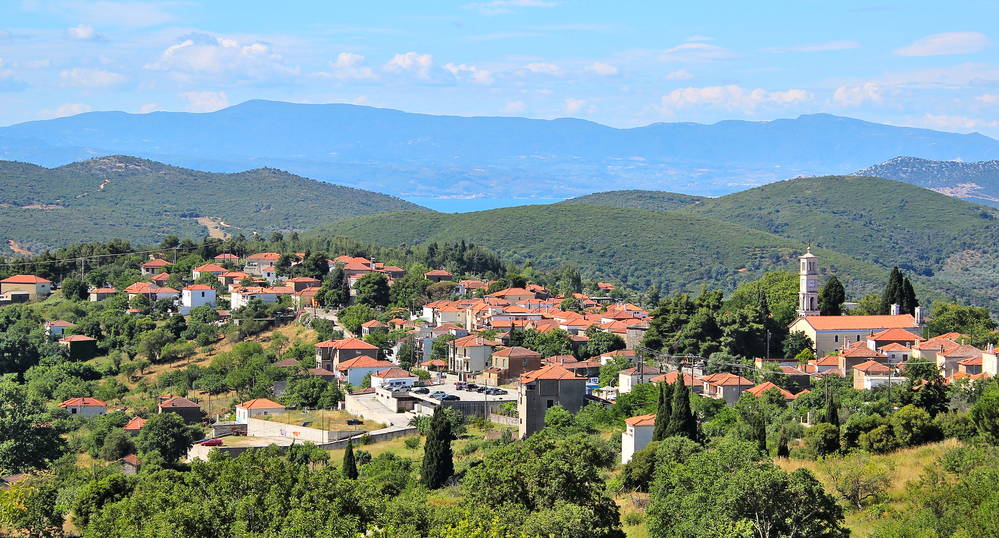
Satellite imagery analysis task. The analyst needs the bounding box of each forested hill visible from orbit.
[557,176,999,306]
[855,156,999,207]
[305,204,892,298]
[558,190,705,211]
[0,155,426,256]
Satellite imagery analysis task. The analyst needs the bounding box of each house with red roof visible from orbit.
[424,269,453,283]
[214,253,240,264]
[837,341,889,372]
[649,371,704,394]
[701,373,754,405]
[788,314,921,357]
[745,381,802,401]
[622,413,656,464]
[58,396,106,418]
[192,263,227,280]
[315,338,380,371]
[44,320,75,341]
[119,454,141,475]
[235,398,285,423]
[958,356,984,376]
[936,345,984,378]
[449,335,503,380]
[518,364,587,438]
[360,319,388,337]
[88,287,117,302]
[0,275,52,300]
[618,365,661,394]
[335,356,396,386]
[370,368,419,390]
[285,277,321,292]
[159,396,203,424]
[59,335,98,361]
[123,416,147,436]
[485,346,544,386]
[140,258,172,276]
[487,287,537,303]
[181,284,217,314]
[853,360,905,391]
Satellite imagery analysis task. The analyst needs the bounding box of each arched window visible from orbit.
[834,335,839,343]
[810,297,817,310]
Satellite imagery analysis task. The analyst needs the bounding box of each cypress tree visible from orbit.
[776,426,790,458]
[666,377,698,441]
[756,415,767,454]
[819,275,846,316]
[421,405,454,489]
[342,437,358,480]
[878,267,904,315]
[825,395,840,426]
[901,277,919,315]
[651,381,673,442]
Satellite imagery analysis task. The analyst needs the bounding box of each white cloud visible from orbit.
[768,40,861,53]
[663,69,695,81]
[59,67,126,88]
[976,94,999,106]
[66,24,104,41]
[585,61,618,77]
[464,0,557,16]
[145,34,300,81]
[502,100,526,114]
[565,97,586,114]
[39,102,91,118]
[894,32,990,57]
[445,62,494,84]
[322,52,378,81]
[661,85,812,113]
[911,113,999,131]
[832,83,882,106]
[180,91,229,112]
[685,36,714,42]
[138,103,160,113]
[524,62,561,75]
[660,43,738,62]
[383,52,435,79]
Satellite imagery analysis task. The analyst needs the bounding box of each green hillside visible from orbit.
[558,190,705,211]
[305,204,890,296]
[0,155,426,255]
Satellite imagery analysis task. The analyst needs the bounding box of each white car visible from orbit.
[429,390,446,399]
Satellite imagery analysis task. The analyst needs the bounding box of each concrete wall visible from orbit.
[622,424,653,464]
[246,417,359,444]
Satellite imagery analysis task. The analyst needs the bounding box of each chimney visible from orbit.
[914,306,924,325]
[890,303,901,316]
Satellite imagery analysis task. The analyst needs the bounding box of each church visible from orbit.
[787,247,924,357]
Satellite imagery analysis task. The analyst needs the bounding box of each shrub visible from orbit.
[622,511,644,526]
[805,422,841,458]
[821,453,894,509]
[859,425,900,454]
[404,436,421,450]
[935,410,978,441]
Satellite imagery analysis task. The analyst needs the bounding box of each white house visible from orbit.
[230,286,287,309]
[370,368,419,390]
[335,356,396,386]
[44,320,75,341]
[58,397,107,418]
[180,284,217,315]
[235,398,285,423]
[622,413,656,464]
[618,365,661,394]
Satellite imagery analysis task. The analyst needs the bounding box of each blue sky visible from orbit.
[1,0,998,137]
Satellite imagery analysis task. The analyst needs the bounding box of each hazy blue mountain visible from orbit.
[2,100,998,198]
[855,156,999,207]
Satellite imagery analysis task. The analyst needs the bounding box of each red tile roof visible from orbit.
[336,356,395,370]
[237,398,285,410]
[59,335,96,342]
[870,328,924,342]
[58,397,106,408]
[314,338,379,350]
[193,263,227,273]
[649,372,701,386]
[372,368,417,379]
[519,364,586,382]
[492,346,543,359]
[854,360,891,374]
[701,372,754,387]
[119,454,141,466]
[796,314,917,331]
[160,396,200,408]
[124,416,147,431]
[1,275,51,284]
[746,381,796,399]
[624,413,657,427]
[246,252,280,261]
[141,259,172,268]
[183,284,215,291]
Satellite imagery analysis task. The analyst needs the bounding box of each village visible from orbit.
[2,241,995,480]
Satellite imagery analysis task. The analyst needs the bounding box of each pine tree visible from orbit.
[421,405,454,489]
[651,381,674,442]
[776,426,790,458]
[825,395,840,427]
[342,437,358,480]
[665,377,698,441]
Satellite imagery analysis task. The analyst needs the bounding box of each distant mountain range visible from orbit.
[2,100,998,198]
[855,156,999,207]
[0,155,424,256]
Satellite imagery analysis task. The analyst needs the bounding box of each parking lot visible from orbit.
[409,382,518,405]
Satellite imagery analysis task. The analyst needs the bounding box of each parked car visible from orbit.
[485,388,500,395]
[476,386,488,393]
[413,387,430,394]
[464,383,479,391]
[430,391,447,399]
[494,389,508,395]
[441,394,461,401]
[346,418,363,426]
[200,438,223,446]
[454,382,466,389]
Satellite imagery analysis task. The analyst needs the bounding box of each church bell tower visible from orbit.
[798,245,820,316]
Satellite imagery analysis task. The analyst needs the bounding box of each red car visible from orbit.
[200,438,223,446]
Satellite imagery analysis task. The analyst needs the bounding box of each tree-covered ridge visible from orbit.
[855,156,999,207]
[0,155,427,255]
[305,204,893,297]
[558,190,705,212]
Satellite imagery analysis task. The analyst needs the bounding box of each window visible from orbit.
[71,408,77,414]
[547,400,555,408]
[857,335,861,342]
[903,354,908,361]
[834,335,839,343]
